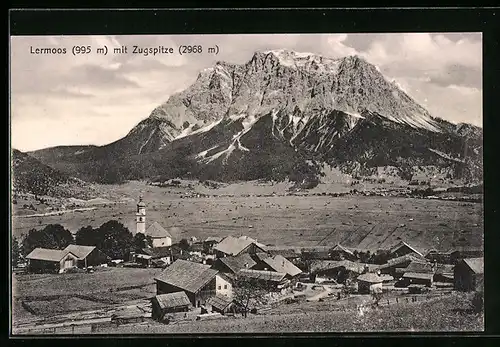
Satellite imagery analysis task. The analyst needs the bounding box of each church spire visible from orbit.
[136,196,146,234]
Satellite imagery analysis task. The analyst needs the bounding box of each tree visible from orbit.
[95,220,133,260]
[12,237,20,267]
[178,238,190,251]
[75,225,98,246]
[21,224,73,256]
[132,232,153,251]
[232,275,271,318]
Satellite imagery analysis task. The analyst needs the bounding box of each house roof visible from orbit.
[253,252,271,263]
[238,236,267,249]
[238,269,287,283]
[404,261,434,273]
[262,255,302,277]
[206,295,233,311]
[155,259,219,293]
[310,260,366,274]
[218,253,257,273]
[213,236,254,256]
[140,246,171,258]
[63,244,96,260]
[154,292,191,309]
[435,264,455,275]
[389,241,424,257]
[330,244,356,257]
[377,254,426,270]
[357,273,383,284]
[205,236,223,243]
[146,222,172,239]
[26,248,74,262]
[402,272,434,280]
[462,257,484,274]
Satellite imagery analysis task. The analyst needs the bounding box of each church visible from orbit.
[136,197,173,248]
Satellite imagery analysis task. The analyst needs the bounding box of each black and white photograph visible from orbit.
[10,32,484,334]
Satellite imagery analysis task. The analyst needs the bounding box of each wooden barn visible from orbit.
[206,295,238,315]
[151,292,191,321]
[357,273,383,294]
[388,241,425,259]
[63,245,110,268]
[213,236,266,258]
[212,253,257,274]
[454,257,484,291]
[25,248,79,274]
[400,272,433,287]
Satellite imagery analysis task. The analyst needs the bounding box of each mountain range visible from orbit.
[16,50,483,193]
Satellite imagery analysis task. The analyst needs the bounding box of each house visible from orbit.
[63,244,110,268]
[203,237,223,254]
[357,273,383,294]
[309,260,367,284]
[399,272,433,287]
[375,254,427,278]
[151,292,191,321]
[213,236,266,258]
[155,259,229,307]
[433,264,455,283]
[330,244,358,261]
[237,269,289,291]
[206,294,238,315]
[252,254,302,278]
[403,260,434,274]
[145,222,173,248]
[26,248,79,274]
[133,246,172,267]
[388,241,425,259]
[449,247,483,265]
[454,257,484,291]
[212,253,257,274]
[425,249,452,264]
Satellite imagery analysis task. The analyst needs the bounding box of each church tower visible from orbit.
[136,196,146,234]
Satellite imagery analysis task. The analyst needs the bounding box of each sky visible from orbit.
[10,33,482,152]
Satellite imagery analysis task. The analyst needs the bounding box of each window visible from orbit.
[224,285,227,289]
[218,286,221,290]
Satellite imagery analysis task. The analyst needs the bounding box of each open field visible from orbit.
[11,267,161,323]
[12,181,483,252]
[93,293,483,333]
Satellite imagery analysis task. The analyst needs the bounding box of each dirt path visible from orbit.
[14,207,97,218]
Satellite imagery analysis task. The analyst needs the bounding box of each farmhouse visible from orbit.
[400,272,433,287]
[133,246,172,267]
[434,264,455,283]
[26,248,79,274]
[213,236,266,258]
[151,292,191,321]
[388,241,425,259]
[357,273,383,294]
[63,244,110,268]
[155,259,232,307]
[212,253,257,274]
[310,260,366,284]
[376,254,427,277]
[454,257,484,291]
[301,246,332,261]
[330,244,358,261]
[237,269,289,291]
[252,254,302,278]
[203,237,223,254]
[425,249,452,264]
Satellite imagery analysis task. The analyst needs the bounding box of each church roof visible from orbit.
[137,197,146,207]
[146,222,172,239]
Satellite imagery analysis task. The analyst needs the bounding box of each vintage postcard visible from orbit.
[10,32,483,334]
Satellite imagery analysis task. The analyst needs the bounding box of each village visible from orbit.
[12,196,484,334]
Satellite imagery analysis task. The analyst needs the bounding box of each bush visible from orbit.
[470,290,483,314]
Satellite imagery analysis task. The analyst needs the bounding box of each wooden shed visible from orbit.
[151,292,191,321]
[454,257,484,292]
